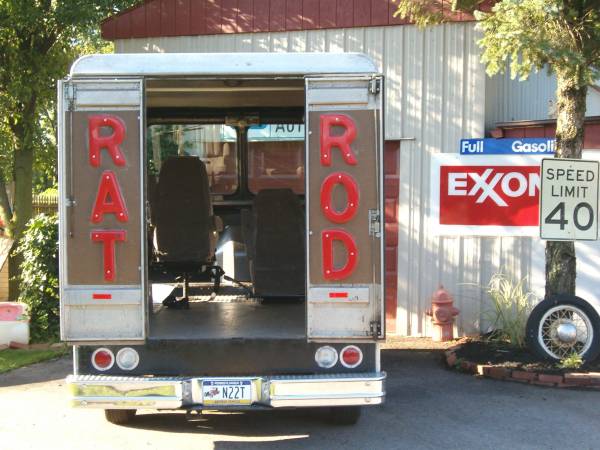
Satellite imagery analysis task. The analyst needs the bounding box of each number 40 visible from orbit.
[544,201,595,231]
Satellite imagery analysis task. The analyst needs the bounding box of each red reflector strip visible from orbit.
[329,292,348,298]
[92,293,112,300]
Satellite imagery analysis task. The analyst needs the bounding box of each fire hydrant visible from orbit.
[426,286,459,342]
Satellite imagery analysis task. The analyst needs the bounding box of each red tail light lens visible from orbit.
[92,348,114,371]
[340,345,362,368]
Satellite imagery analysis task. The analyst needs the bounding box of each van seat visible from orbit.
[243,189,305,298]
[154,156,217,263]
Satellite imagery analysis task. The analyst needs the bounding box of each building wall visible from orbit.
[115,23,534,336]
[486,68,600,131]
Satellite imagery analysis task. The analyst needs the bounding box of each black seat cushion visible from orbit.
[247,189,305,297]
[154,156,216,263]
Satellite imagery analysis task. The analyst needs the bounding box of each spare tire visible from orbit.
[526,295,600,362]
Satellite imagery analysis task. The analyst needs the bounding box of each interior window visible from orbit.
[147,124,238,194]
[248,124,305,194]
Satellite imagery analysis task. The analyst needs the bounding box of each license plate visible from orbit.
[201,379,253,405]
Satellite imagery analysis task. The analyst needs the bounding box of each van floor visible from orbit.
[149,298,306,340]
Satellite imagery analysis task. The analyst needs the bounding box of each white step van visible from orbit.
[59,53,385,425]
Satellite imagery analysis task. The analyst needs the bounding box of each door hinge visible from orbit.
[369,209,381,237]
[369,78,381,95]
[65,83,76,111]
[370,321,381,337]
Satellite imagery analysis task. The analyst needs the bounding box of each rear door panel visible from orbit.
[305,77,384,340]
[59,79,146,342]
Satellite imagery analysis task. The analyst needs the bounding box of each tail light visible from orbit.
[340,345,362,368]
[91,348,114,371]
[116,347,139,371]
[315,346,338,368]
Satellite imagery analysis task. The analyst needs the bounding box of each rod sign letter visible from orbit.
[319,114,360,280]
[88,114,126,167]
[320,114,358,166]
[320,172,360,223]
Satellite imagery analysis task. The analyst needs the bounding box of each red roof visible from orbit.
[101,0,484,41]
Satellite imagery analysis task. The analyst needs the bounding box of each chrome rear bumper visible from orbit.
[67,372,386,410]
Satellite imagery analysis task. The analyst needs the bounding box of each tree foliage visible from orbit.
[14,214,58,342]
[475,1,600,83]
[394,0,600,297]
[0,0,137,239]
[395,0,600,82]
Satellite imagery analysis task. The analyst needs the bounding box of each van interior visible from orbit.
[145,78,307,340]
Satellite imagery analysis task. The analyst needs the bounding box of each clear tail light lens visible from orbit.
[315,346,338,368]
[116,347,140,371]
[91,348,114,371]
[340,345,362,368]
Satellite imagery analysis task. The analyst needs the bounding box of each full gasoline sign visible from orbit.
[540,158,600,241]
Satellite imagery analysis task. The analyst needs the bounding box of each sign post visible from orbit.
[540,158,600,241]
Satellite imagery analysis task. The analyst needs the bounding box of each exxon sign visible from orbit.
[431,155,544,236]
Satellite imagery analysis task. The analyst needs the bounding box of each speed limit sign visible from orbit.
[540,158,600,240]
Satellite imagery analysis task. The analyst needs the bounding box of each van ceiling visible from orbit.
[145,79,305,108]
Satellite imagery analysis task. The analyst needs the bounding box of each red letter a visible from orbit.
[90,171,129,223]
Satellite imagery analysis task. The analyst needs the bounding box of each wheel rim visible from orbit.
[537,305,594,359]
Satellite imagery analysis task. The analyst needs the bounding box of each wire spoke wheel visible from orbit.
[538,305,593,359]
[527,296,600,362]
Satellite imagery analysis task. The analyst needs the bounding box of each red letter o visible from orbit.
[320,172,359,224]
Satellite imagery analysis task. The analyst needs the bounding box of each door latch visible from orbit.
[369,209,381,237]
[370,321,382,337]
[369,78,381,95]
[65,83,76,111]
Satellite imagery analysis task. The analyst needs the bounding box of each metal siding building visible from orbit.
[104,1,534,337]
[486,68,600,128]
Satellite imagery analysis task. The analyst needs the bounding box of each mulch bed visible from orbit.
[446,337,600,388]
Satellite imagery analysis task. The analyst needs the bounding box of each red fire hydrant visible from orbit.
[426,286,459,342]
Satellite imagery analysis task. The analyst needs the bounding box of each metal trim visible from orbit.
[304,77,311,340]
[58,79,67,341]
[71,396,182,409]
[70,53,381,78]
[67,372,386,410]
[377,75,386,339]
[139,79,147,340]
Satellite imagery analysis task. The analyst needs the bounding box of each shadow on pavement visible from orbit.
[125,409,344,448]
[0,355,70,388]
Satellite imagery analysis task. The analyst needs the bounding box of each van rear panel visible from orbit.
[59,79,146,342]
[305,78,384,340]
[75,341,377,376]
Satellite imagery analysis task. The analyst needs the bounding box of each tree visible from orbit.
[394,0,600,298]
[0,1,137,295]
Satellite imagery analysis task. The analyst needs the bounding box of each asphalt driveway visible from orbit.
[0,348,598,450]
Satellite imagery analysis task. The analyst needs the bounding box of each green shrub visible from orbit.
[557,353,583,370]
[14,214,59,342]
[484,273,535,349]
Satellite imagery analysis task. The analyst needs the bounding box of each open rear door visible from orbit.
[305,77,384,340]
[58,79,146,342]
